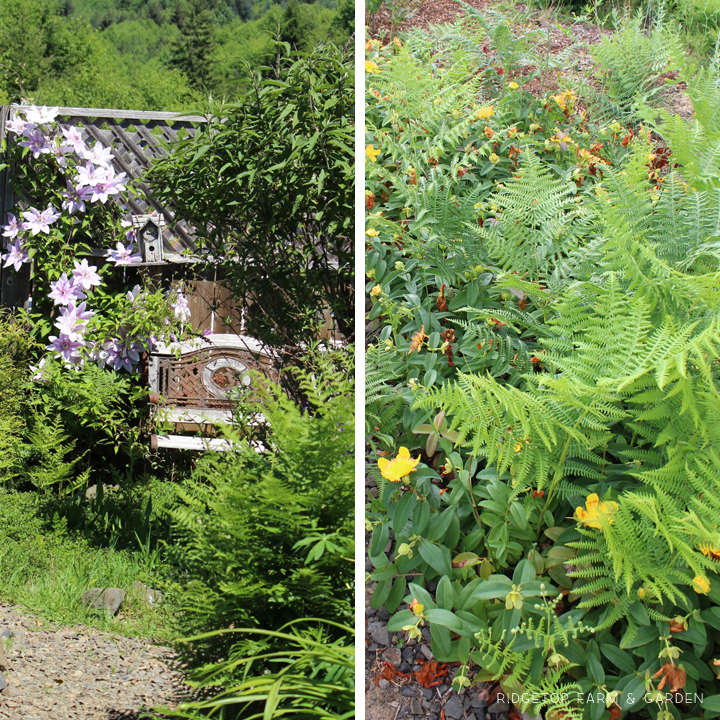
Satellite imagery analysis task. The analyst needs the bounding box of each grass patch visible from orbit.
[0,490,174,642]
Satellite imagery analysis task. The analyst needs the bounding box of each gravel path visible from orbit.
[0,603,186,719]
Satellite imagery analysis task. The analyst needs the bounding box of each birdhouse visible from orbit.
[132,211,166,263]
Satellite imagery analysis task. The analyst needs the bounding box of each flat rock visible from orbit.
[132,580,164,607]
[410,698,423,715]
[81,588,127,616]
[367,622,389,646]
[419,644,433,661]
[381,647,402,668]
[444,695,463,719]
[488,701,510,713]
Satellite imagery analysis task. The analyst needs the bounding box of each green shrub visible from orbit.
[161,348,354,668]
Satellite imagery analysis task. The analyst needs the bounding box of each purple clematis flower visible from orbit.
[72,259,102,290]
[108,239,142,266]
[18,129,50,158]
[48,273,86,306]
[61,184,93,214]
[173,290,191,322]
[82,143,113,167]
[54,301,95,340]
[61,126,87,155]
[2,239,29,271]
[6,116,37,135]
[47,333,83,364]
[75,162,106,189]
[2,214,23,239]
[90,170,127,204]
[22,205,60,235]
[104,332,143,373]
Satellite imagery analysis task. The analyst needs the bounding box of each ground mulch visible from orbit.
[0,603,186,720]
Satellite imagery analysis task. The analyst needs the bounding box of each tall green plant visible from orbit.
[149,38,354,347]
[161,349,354,667]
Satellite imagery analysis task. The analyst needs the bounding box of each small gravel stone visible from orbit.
[421,687,433,699]
[469,712,485,720]
[419,644,433,661]
[444,695,464,719]
[402,686,417,697]
[488,701,510,713]
[471,698,489,708]
[400,662,412,673]
[410,698,423,715]
[402,647,415,661]
[376,607,390,622]
[378,678,390,690]
[381,647,402,668]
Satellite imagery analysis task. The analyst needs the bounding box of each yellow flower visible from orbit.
[370,285,382,297]
[699,543,720,560]
[489,153,500,164]
[366,228,379,237]
[365,60,380,74]
[366,145,381,162]
[574,493,619,529]
[693,575,711,594]
[476,105,494,119]
[508,81,519,90]
[378,447,421,482]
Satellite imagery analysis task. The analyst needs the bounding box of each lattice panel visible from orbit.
[0,105,207,256]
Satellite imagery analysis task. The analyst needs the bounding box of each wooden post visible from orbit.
[0,105,31,310]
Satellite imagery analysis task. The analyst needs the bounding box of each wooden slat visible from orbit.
[36,106,208,123]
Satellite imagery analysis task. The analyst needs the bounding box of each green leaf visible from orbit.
[600,644,635,674]
[467,579,513,602]
[436,575,453,610]
[700,696,720,718]
[418,539,452,577]
[370,523,390,557]
[387,610,416,632]
[371,578,392,609]
[424,609,464,633]
[391,491,416,535]
[386,577,407,614]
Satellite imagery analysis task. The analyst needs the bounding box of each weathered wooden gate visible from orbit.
[0,105,263,450]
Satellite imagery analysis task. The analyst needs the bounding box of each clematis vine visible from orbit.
[3,104,189,375]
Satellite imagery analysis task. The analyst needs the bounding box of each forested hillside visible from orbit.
[0,0,352,111]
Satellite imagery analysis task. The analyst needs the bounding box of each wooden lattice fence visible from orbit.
[0,105,207,305]
[0,105,247,336]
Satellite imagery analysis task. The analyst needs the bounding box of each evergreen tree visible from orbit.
[280,0,310,51]
[169,0,217,92]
